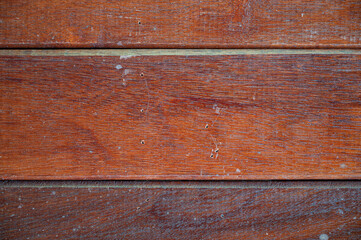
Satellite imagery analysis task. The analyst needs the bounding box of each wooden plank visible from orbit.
[0,0,360,48]
[1,181,360,239]
[0,50,361,180]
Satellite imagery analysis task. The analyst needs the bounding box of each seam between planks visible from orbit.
[1,181,360,189]
[0,49,361,56]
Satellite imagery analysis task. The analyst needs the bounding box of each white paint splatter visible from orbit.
[119,55,133,59]
[116,65,123,69]
[117,41,123,46]
[236,168,241,173]
[340,163,346,168]
[124,69,131,75]
[213,104,221,114]
[319,234,329,240]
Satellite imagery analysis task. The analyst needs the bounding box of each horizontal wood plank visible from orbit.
[1,181,360,239]
[0,0,360,48]
[0,50,361,180]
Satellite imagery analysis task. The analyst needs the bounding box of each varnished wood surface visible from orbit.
[1,181,360,239]
[1,0,361,48]
[1,51,361,180]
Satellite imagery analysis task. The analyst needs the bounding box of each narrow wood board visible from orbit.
[0,0,360,48]
[1,50,361,180]
[1,181,360,239]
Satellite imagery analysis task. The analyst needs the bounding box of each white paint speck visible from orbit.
[51,191,56,195]
[18,205,22,209]
[236,168,241,173]
[338,209,344,215]
[340,163,346,168]
[89,150,93,153]
[116,64,123,69]
[301,13,304,17]
[119,55,133,59]
[117,41,123,46]
[319,234,329,240]
[124,69,131,75]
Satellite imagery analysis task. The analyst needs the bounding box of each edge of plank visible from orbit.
[0,49,361,56]
[1,181,360,189]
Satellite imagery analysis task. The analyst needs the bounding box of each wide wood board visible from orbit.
[1,50,360,180]
[0,0,360,48]
[1,181,360,239]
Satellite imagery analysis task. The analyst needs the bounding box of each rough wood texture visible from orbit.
[1,182,360,239]
[1,51,361,180]
[0,0,360,48]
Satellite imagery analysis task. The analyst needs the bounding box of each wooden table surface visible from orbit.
[0,0,360,239]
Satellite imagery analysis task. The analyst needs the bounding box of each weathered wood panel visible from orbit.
[0,0,360,48]
[1,50,361,180]
[0,181,360,239]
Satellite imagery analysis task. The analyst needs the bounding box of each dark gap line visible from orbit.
[1,180,360,189]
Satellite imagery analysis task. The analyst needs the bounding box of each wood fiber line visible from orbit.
[0,54,360,180]
[1,187,360,239]
[0,0,360,48]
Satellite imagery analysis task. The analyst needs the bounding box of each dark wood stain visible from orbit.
[0,183,360,239]
[0,0,360,48]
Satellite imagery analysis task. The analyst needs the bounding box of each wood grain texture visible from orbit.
[1,182,360,239]
[1,0,361,48]
[1,51,361,180]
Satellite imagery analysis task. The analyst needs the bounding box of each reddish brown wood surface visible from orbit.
[0,0,360,48]
[1,51,360,180]
[1,181,360,239]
